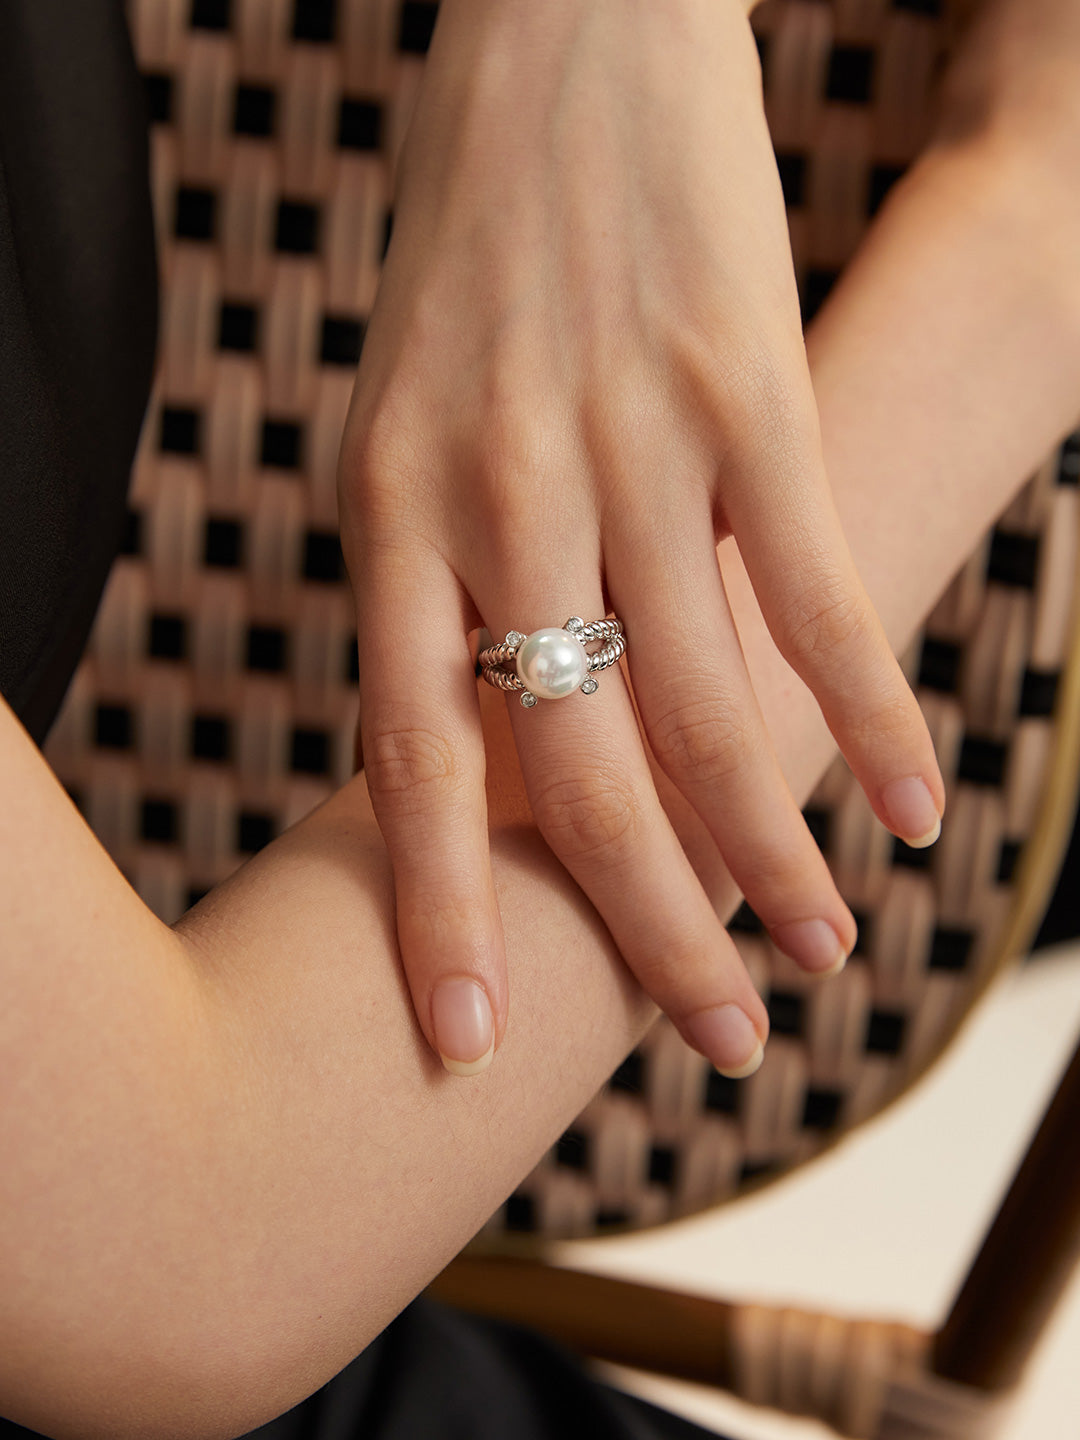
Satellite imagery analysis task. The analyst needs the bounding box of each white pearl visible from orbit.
[515,628,589,700]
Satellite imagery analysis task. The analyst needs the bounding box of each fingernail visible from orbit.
[432,978,495,1077]
[882,775,942,847]
[771,918,849,977]
[683,1004,765,1079]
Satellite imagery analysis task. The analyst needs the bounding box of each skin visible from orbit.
[337,0,948,1081]
[3,35,1080,1431]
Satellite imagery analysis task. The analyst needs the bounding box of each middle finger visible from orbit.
[475,554,771,1078]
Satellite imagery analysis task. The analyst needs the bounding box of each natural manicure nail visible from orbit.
[882,775,941,847]
[771,917,849,976]
[683,1004,765,1079]
[432,977,495,1077]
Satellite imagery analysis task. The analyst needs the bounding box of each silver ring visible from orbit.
[478,616,626,708]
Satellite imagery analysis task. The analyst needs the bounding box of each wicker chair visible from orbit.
[43,1,1080,1435]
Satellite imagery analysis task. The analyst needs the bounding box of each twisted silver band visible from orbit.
[478,616,626,708]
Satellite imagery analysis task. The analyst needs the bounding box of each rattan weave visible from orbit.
[42,0,1080,1262]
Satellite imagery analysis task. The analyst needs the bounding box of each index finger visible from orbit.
[352,543,509,1076]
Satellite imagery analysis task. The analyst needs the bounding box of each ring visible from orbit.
[478,616,626,708]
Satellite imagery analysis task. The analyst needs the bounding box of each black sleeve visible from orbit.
[0,0,157,746]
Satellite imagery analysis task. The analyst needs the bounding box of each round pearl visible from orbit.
[515,628,589,700]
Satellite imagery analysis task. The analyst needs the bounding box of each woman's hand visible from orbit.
[337,0,944,1079]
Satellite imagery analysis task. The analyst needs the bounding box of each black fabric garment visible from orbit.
[0,0,157,744]
[244,1299,723,1440]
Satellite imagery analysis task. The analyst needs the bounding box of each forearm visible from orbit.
[4,142,1080,1440]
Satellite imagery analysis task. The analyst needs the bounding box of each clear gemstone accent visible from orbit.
[505,630,526,648]
[580,677,599,695]
[565,616,585,632]
[520,691,538,707]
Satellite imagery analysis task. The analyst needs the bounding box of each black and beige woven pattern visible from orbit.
[43,0,1080,1243]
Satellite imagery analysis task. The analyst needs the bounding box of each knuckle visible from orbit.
[364,723,462,813]
[724,346,796,427]
[780,580,874,669]
[671,328,809,463]
[401,889,479,958]
[472,408,561,541]
[724,360,818,471]
[339,390,430,534]
[531,769,644,862]
[847,688,921,752]
[627,936,707,1005]
[467,420,595,580]
[477,394,550,485]
[736,837,813,898]
[649,695,757,787]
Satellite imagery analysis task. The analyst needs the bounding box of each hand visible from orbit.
[338,0,945,1079]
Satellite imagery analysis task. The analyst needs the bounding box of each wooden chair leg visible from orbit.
[932,1030,1080,1391]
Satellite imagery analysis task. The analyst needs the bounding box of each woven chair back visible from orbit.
[43,0,1080,1245]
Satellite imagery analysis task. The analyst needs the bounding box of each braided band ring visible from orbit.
[478,616,627,708]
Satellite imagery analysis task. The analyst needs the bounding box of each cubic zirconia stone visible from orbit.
[580,677,599,695]
[505,630,526,647]
[520,691,538,707]
[565,616,585,633]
